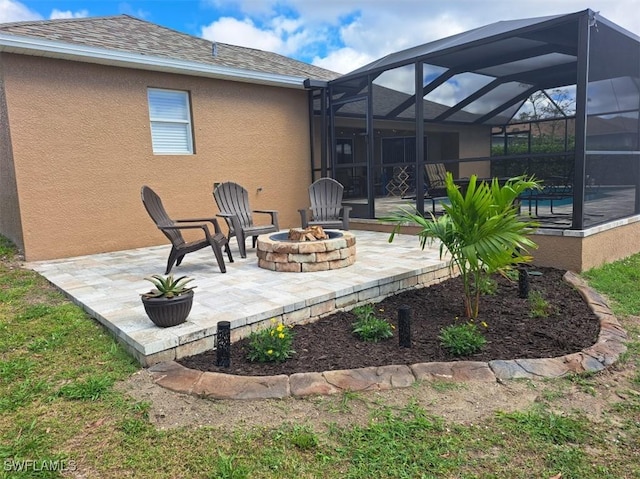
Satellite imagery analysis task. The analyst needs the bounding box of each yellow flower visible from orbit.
[278,333,285,339]
[276,324,285,332]
[267,349,273,355]
[270,330,275,336]
[270,318,277,324]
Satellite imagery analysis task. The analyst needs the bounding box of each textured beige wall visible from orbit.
[2,54,312,261]
[528,234,583,272]
[529,221,640,272]
[459,127,491,178]
[0,54,24,252]
[580,221,640,271]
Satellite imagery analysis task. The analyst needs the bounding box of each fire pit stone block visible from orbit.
[256,231,356,272]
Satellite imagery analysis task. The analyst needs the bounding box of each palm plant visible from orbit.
[385,173,540,319]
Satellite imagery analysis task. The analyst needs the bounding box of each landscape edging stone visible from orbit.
[147,271,627,400]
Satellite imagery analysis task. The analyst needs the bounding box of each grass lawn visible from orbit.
[1,235,639,478]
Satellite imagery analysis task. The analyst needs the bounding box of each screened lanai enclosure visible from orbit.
[306,9,640,230]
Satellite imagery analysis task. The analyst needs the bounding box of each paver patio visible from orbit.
[26,230,450,366]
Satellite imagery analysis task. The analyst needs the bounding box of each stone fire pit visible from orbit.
[256,230,356,272]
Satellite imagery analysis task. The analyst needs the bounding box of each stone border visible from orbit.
[147,271,627,400]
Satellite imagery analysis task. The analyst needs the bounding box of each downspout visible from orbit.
[329,84,336,180]
[306,88,315,183]
[304,79,329,181]
[321,87,328,178]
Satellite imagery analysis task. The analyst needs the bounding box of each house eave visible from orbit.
[0,32,307,89]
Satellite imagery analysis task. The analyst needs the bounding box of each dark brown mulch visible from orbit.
[178,267,600,376]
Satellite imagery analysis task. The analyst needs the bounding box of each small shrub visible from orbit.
[528,290,553,317]
[438,321,486,356]
[476,275,498,295]
[351,304,394,342]
[246,319,295,363]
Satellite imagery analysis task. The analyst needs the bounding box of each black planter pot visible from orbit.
[141,290,194,328]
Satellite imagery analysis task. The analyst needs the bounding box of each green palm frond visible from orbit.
[383,172,541,318]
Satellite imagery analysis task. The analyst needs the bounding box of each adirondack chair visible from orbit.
[299,178,351,230]
[424,163,450,214]
[141,186,233,274]
[213,182,280,258]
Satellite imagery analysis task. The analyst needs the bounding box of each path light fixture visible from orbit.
[398,306,411,348]
[518,268,530,299]
[216,321,231,367]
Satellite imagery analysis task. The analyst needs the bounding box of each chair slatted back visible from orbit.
[425,163,448,189]
[141,186,186,247]
[309,178,343,222]
[213,182,254,228]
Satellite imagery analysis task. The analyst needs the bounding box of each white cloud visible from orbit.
[0,0,41,23]
[117,3,150,20]
[313,47,373,75]
[200,14,311,56]
[200,0,640,75]
[49,9,88,20]
[201,16,283,52]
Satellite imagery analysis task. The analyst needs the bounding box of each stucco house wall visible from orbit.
[0,55,24,251]
[533,218,640,272]
[1,53,312,261]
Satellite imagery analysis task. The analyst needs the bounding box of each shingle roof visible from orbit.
[0,14,339,81]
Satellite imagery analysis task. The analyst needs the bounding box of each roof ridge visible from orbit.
[0,14,129,29]
[111,14,215,46]
[0,14,340,81]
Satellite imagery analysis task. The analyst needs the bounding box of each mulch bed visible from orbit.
[178,267,600,376]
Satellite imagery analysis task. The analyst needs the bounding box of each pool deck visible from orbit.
[26,230,451,366]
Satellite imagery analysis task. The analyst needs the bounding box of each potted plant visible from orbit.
[140,274,196,327]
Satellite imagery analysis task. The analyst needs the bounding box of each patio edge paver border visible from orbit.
[147,271,628,400]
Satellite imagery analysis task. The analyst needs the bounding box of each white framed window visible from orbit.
[147,88,193,154]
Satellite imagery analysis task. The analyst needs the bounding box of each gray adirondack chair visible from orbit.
[299,178,351,230]
[213,182,280,258]
[141,186,233,274]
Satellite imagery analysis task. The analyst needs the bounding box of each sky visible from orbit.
[0,0,639,75]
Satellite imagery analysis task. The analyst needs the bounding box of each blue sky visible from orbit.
[1,0,639,74]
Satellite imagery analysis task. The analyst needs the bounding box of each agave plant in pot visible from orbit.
[140,274,196,327]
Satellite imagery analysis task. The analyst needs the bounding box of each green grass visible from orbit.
[583,254,640,316]
[2,236,640,478]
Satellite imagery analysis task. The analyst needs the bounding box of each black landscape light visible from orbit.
[216,321,231,367]
[398,306,411,348]
[518,268,530,299]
